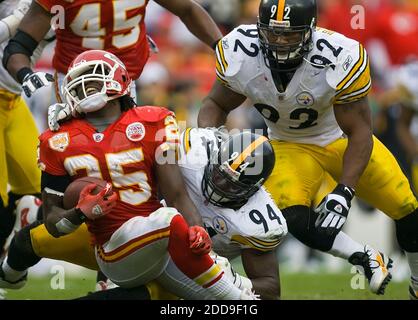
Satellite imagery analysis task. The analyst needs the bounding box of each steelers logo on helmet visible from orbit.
[62,50,132,115]
[257,0,317,71]
[202,131,275,210]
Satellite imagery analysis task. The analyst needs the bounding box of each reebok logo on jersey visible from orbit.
[343,56,354,71]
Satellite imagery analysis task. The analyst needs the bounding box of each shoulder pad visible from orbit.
[128,106,174,123]
[311,29,371,104]
[215,24,260,92]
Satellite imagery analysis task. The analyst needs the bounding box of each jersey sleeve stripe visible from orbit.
[337,49,369,95]
[336,79,371,103]
[216,59,225,77]
[336,44,365,91]
[230,135,268,171]
[248,236,282,247]
[231,235,281,251]
[217,41,228,72]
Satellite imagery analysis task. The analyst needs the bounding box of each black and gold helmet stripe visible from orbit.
[276,0,286,21]
[181,127,193,154]
[230,135,268,171]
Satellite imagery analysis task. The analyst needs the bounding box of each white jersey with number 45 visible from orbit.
[178,128,288,258]
[216,25,371,147]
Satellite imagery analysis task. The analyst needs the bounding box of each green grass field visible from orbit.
[3,271,410,300]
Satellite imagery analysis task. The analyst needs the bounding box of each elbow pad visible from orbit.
[2,29,39,70]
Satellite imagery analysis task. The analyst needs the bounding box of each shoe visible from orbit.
[14,196,42,233]
[239,288,260,300]
[0,262,27,289]
[95,279,118,292]
[349,245,393,295]
[409,277,418,300]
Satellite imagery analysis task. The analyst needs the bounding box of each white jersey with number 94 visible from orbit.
[178,128,288,259]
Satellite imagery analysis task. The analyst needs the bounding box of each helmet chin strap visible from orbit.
[75,93,109,114]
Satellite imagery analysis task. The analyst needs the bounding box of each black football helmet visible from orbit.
[257,0,317,70]
[202,132,275,209]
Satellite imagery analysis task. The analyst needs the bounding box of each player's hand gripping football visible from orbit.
[48,103,73,131]
[188,225,212,255]
[76,183,117,220]
[314,184,355,237]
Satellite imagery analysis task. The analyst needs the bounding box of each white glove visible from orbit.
[210,252,253,290]
[22,71,54,98]
[314,183,355,237]
[0,0,32,41]
[48,103,72,131]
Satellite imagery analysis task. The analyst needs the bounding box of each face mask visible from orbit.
[75,93,108,114]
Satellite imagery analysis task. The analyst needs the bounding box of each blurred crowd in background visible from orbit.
[29,0,418,277]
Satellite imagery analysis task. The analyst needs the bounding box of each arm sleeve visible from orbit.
[333,44,372,105]
[38,134,68,176]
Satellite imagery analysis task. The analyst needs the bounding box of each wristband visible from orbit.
[16,67,33,84]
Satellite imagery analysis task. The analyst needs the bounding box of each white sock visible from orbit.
[328,232,364,259]
[406,252,418,289]
[206,274,242,300]
[2,258,27,282]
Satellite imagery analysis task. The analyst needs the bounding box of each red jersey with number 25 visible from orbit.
[38,106,179,245]
[36,0,150,79]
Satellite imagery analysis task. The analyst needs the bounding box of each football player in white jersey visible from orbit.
[0,0,53,257]
[163,128,287,299]
[198,0,418,298]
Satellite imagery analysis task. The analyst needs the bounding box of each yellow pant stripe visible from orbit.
[194,263,222,287]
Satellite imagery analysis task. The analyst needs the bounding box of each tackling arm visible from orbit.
[334,97,373,188]
[156,0,223,49]
[3,1,51,82]
[241,248,280,300]
[198,81,246,128]
[156,162,204,227]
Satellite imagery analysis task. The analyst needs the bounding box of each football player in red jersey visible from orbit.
[2,0,222,102]
[0,50,256,300]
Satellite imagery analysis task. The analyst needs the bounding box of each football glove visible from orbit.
[188,225,212,255]
[22,71,54,98]
[76,183,117,220]
[48,103,72,131]
[314,183,355,237]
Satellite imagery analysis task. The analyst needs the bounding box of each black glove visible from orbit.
[314,183,355,237]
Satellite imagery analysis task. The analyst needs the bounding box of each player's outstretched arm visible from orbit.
[3,1,51,82]
[155,0,223,50]
[198,80,246,128]
[241,248,281,300]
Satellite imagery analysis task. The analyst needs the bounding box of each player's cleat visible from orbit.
[409,286,418,300]
[239,288,260,300]
[0,263,27,289]
[95,279,118,292]
[409,277,418,300]
[349,245,393,295]
[13,196,42,233]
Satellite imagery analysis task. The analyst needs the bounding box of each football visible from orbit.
[63,176,112,209]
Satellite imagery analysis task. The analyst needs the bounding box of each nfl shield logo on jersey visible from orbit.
[48,132,70,152]
[126,122,146,142]
[93,133,104,142]
[296,92,315,107]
